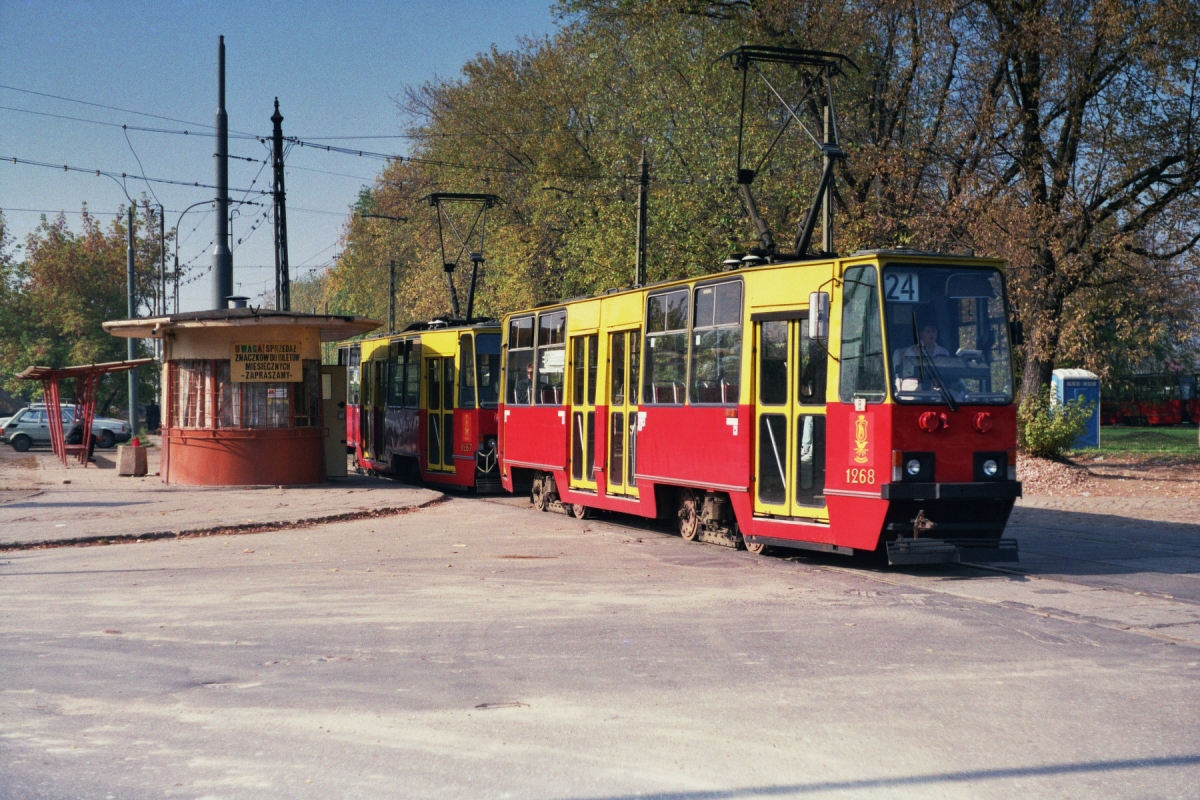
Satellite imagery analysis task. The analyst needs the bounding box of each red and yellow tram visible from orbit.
[497,250,1022,565]
[349,319,503,491]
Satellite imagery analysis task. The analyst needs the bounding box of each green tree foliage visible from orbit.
[310,0,1200,391]
[0,204,166,414]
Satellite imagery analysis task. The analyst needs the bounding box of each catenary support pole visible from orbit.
[127,206,138,431]
[211,35,232,309]
[635,150,649,287]
[388,260,396,332]
[272,98,290,311]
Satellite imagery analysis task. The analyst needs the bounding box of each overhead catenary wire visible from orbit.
[3,155,273,195]
[0,83,260,137]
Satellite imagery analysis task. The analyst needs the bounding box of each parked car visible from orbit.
[3,405,132,452]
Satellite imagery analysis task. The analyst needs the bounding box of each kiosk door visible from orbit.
[753,318,828,518]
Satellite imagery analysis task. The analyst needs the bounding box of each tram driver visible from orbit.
[513,362,535,405]
[895,318,958,397]
[905,321,950,359]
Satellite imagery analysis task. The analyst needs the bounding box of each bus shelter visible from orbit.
[15,359,153,467]
[104,309,379,485]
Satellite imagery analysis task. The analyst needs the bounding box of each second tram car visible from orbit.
[498,250,1023,565]
[355,319,503,491]
[336,342,361,455]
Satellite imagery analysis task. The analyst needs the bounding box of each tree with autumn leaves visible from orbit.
[0,205,165,413]
[317,0,1200,392]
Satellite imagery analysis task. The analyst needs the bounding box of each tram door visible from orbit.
[368,358,386,460]
[569,334,599,491]
[606,329,640,497]
[425,357,455,472]
[753,318,828,518]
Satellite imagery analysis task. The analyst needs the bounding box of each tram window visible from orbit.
[388,341,404,407]
[795,415,826,507]
[536,310,566,405]
[572,338,586,406]
[459,335,476,409]
[645,289,689,405]
[361,361,371,407]
[629,331,640,406]
[839,266,887,403]
[475,333,501,407]
[587,334,598,406]
[506,317,535,405]
[758,414,787,505]
[348,345,361,405]
[610,332,626,405]
[443,358,454,410]
[799,323,827,405]
[428,359,441,411]
[690,282,742,405]
[403,340,421,407]
[884,266,1013,405]
[760,320,788,405]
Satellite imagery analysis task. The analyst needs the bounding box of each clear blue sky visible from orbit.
[0,0,559,311]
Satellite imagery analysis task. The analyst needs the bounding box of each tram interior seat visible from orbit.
[694,379,735,404]
[652,382,685,404]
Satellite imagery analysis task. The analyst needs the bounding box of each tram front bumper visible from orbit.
[880,481,1022,500]
[880,481,1022,565]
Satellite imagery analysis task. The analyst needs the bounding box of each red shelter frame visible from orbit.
[15,359,153,467]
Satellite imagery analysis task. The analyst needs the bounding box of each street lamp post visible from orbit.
[172,199,217,315]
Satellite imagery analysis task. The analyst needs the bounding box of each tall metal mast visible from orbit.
[271,98,290,311]
[211,35,232,309]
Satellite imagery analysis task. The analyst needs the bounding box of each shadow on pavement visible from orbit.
[564,753,1200,799]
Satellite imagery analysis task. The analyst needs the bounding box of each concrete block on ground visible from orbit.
[117,445,148,477]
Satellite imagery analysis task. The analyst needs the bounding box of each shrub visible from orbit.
[1018,386,1094,459]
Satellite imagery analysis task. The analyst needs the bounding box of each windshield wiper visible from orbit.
[909,311,958,411]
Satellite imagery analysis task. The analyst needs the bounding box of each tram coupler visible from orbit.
[887,537,1019,566]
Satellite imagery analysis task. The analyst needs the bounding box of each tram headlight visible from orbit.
[982,459,999,477]
[906,459,922,476]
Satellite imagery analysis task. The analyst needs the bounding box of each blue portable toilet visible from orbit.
[1052,368,1101,448]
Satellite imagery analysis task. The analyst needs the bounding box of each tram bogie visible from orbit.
[497,250,1022,565]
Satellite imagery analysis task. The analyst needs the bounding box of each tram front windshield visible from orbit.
[882,265,1013,405]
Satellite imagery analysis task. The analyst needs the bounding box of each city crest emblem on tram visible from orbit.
[853,414,870,464]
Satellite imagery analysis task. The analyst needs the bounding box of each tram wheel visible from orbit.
[744,540,768,555]
[569,503,591,519]
[677,488,700,541]
[531,475,549,511]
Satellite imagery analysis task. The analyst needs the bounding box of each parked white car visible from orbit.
[3,405,132,451]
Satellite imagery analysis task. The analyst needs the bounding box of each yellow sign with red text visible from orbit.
[231,342,301,382]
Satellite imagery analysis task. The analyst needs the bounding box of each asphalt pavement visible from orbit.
[1,490,1198,799]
